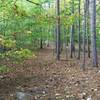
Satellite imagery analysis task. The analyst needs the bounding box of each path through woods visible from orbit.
[0,48,100,100]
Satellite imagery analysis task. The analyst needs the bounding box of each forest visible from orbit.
[0,0,100,99]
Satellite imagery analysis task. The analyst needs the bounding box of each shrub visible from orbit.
[0,35,16,50]
[0,65,10,73]
[6,48,36,61]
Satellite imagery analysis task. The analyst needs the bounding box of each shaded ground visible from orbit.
[0,48,100,100]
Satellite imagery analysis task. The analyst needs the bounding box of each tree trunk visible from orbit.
[78,0,81,59]
[81,0,87,69]
[64,0,68,59]
[70,0,75,58]
[90,0,98,67]
[56,0,61,60]
[86,0,91,58]
[40,28,43,49]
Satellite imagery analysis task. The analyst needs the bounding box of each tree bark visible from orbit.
[64,0,68,59]
[81,0,87,69]
[86,0,91,58]
[78,0,81,59]
[70,0,75,58]
[40,28,43,49]
[56,0,61,60]
[90,0,98,67]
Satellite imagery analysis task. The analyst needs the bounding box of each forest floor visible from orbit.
[0,48,100,100]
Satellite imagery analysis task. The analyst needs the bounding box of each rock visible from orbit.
[74,80,80,86]
[10,94,14,97]
[79,92,87,99]
[55,93,61,96]
[0,75,3,79]
[86,96,92,100]
[91,88,98,92]
[98,70,100,73]
[94,88,98,92]
[43,91,46,94]
[66,95,70,98]
[34,95,40,100]
[16,92,26,100]
[16,86,22,89]
[16,92,32,100]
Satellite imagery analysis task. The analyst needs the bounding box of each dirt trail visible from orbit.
[0,49,100,100]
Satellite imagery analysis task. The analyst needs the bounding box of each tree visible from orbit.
[81,0,87,69]
[84,0,91,58]
[56,0,61,60]
[90,0,98,67]
[78,0,81,59]
[70,0,75,58]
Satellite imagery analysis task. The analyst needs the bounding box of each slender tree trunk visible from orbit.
[86,0,91,58]
[64,0,66,49]
[40,37,43,49]
[67,27,70,46]
[70,0,75,58]
[40,28,43,49]
[53,26,57,54]
[64,0,68,59]
[54,4,57,54]
[70,25,75,58]
[78,0,81,59]
[56,0,61,60]
[53,25,57,55]
[81,0,87,69]
[90,0,98,67]
[47,2,51,47]
[87,31,91,58]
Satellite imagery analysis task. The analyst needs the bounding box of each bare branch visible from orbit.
[26,0,41,5]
